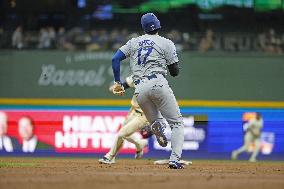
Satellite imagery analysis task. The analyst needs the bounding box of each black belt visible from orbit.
[134,74,164,85]
[135,109,143,116]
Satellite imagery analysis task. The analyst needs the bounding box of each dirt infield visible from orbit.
[0,157,283,189]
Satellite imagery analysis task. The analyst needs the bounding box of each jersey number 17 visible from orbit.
[137,47,153,65]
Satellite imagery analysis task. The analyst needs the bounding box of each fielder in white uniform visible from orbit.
[232,113,264,162]
[111,13,184,169]
[99,76,149,164]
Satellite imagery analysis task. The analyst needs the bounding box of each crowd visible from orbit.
[0,26,283,53]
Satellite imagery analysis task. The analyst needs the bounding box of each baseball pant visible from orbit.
[135,74,184,162]
[105,108,148,160]
[234,132,261,161]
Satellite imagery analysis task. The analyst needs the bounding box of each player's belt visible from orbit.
[135,109,143,116]
[134,73,165,85]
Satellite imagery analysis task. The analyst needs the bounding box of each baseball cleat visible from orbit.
[135,150,144,159]
[135,139,148,159]
[151,121,168,147]
[98,157,115,164]
[169,161,184,169]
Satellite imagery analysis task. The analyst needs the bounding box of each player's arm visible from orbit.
[166,41,180,77]
[112,49,126,82]
[112,40,131,82]
[167,62,179,77]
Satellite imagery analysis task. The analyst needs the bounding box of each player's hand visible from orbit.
[112,82,125,96]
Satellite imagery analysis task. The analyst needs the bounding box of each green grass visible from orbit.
[0,162,39,168]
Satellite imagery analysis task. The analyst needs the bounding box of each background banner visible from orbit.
[0,51,284,101]
[1,108,283,160]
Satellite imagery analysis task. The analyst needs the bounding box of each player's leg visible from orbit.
[119,114,149,158]
[135,89,167,149]
[249,138,261,162]
[103,111,148,160]
[99,109,135,164]
[149,82,184,168]
[232,133,251,160]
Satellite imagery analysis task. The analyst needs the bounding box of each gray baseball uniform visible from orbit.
[120,34,184,162]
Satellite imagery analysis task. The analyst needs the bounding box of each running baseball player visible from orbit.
[99,76,149,164]
[111,13,184,169]
[231,113,264,162]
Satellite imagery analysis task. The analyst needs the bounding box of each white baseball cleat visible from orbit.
[135,139,148,159]
[98,157,115,164]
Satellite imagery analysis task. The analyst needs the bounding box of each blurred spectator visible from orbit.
[56,27,75,51]
[0,112,14,152]
[167,30,183,51]
[86,29,108,51]
[265,29,282,54]
[12,26,24,49]
[257,32,267,52]
[1,26,283,52]
[48,26,56,49]
[0,27,4,48]
[109,29,125,50]
[97,29,109,49]
[199,29,214,52]
[86,30,100,51]
[38,27,51,49]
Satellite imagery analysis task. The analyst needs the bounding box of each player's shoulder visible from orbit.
[156,35,175,45]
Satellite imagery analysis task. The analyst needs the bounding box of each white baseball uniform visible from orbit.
[120,34,184,162]
[232,117,264,162]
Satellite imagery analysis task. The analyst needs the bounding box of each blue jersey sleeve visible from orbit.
[112,50,126,82]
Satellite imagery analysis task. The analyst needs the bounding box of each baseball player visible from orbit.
[111,13,184,169]
[231,113,264,162]
[99,76,149,164]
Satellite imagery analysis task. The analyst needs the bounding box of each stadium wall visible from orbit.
[0,51,284,101]
[1,51,284,160]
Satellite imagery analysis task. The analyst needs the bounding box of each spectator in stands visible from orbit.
[266,28,282,54]
[199,29,214,52]
[0,112,14,152]
[109,29,125,50]
[0,27,4,48]
[167,30,183,51]
[86,29,100,51]
[38,27,51,49]
[97,29,108,50]
[12,26,24,49]
[257,32,267,52]
[56,27,75,51]
[48,26,56,49]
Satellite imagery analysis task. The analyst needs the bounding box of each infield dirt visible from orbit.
[0,157,283,189]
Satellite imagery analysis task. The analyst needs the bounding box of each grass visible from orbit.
[0,162,39,168]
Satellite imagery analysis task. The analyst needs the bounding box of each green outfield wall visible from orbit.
[0,51,283,101]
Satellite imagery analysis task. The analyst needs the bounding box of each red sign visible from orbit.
[3,110,146,154]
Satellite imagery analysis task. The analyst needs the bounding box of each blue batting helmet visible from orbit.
[141,13,161,33]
